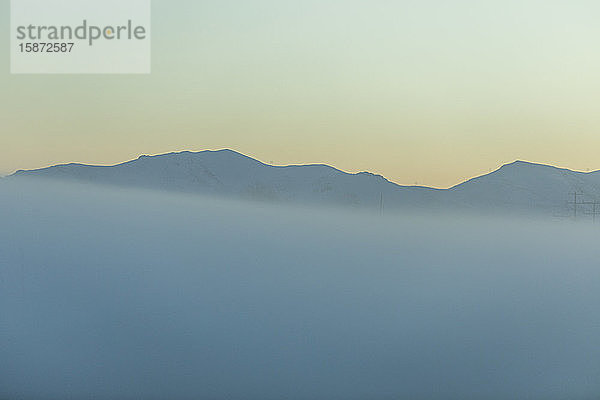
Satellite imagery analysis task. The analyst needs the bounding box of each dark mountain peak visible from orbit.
[450,160,573,190]
[493,160,600,181]
[496,160,596,175]
[128,149,266,169]
[136,148,249,160]
[504,160,534,167]
[499,160,558,170]
[356,171,391,183]
[357,171,383,178]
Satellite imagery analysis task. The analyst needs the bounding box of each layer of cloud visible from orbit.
[1,180,599,399]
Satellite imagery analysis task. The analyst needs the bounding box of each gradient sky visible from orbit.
[2,0,600,188]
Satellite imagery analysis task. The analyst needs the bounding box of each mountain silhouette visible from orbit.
[9,150,600,215]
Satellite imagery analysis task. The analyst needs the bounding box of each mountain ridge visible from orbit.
[7,149,600,215]
[11,149,600,188]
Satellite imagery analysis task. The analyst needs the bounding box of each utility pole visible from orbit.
[19,246,25,298]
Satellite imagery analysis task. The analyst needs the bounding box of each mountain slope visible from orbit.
[449,161,600,214]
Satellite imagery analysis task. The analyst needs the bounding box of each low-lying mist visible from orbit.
[1,179,599,400]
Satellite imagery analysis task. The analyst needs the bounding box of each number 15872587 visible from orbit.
[19,43,74,53]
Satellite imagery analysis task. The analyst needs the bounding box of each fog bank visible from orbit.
[1,180,599,399]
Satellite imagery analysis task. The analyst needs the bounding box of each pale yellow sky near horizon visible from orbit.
[2,0,600,188]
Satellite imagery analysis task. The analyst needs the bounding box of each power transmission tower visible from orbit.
[582,200,600,223]
[568,192,585,220]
